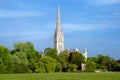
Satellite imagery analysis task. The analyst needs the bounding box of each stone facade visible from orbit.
[82,48,87,60]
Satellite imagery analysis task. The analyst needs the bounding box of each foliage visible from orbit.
[13,63,31,73]
[86,60,96,72]
[13,42,39,72]
[0,42,120,73]
[0,46,11,66]
[113,62,120,71]
[28,59,38,72]
[57,57,67,72]
[38,56,57,73]
[70,51,86,70]
[0,46,11,73]
[88,54,119,72]
[14,42,38,59]
[55,63,62,72]
[0,63,6,73]
[68,64,78,72]
[58,50,69,70]
[12,52,28,65]
[44,48,57,59]
[60,50,69,60]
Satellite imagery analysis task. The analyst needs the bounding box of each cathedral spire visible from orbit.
[54,5,64,54]
[57,5,60,25]
[56,5,62,33]
[83,48,87,60]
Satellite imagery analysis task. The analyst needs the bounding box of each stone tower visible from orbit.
[54,6,64,54]
[83,48,87,60]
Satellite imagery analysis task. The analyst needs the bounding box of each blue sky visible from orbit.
[0,0,120,59]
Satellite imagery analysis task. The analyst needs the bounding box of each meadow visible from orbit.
[0,72,120,80]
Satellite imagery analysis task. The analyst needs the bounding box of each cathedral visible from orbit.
[54,6,87,60]
[54,6,64,54]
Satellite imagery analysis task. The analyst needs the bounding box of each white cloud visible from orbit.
[0,9,44,17]
[89,0,120,5]
[0,31,52,40]
[63,23,119,32]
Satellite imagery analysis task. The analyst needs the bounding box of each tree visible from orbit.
[13,63,31,73]
[70,51,86,70]
[0,63,6,73]
[27,59,38,72]
[68,64,78,72]
[12,52,28,65]
[113,62,120,71]
[11,52,30,73]
[14,42,38,59]
[13,42,39,72]
[0,46,11,66]
[38,56,57,73]
[55,63,62,72]
[0,46,11,73]
[59,50,70,72]
[86,60,96,72]
[11,55,21,64]
[44,48,57,59]
[59,50,69,63]
[97,54,108,69]
[59,50,69,64]
[88,54,119,71]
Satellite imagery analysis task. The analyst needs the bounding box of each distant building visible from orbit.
[69,48,87,71]
[54,6,64,54]
[53,5,88,70]
[54,6,87,60]
[82,48,87,60]
[70,48,87,60]
[81,63,86,71]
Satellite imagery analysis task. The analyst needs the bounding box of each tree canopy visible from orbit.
[0,42,120,73]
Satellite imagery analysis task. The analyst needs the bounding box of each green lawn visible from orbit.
[0,72,120,80]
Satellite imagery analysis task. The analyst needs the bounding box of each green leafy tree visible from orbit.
[59,50,69,63]
[86,60,96,72]
[0,46,11,66]
[68,64,78,72]
[44,48,57,59]
[0,63,6,73]
[88,54,119,71]
[55,63,62,72]
[113,62,120,71]
[13,42,39,72]
[11,55,21,64]
[14,42,38,59]
[71,51,86,70]
[38,56,57,73]
[0,46,11,73]
[11,52,30,73]
[28,59,38,72]
[13,63,31,73]
[59,50,70,72]
[12,52,28,65]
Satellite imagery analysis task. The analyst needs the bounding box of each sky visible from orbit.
[0,0,120,59]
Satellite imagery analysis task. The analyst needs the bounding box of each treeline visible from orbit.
[0,42,120,73]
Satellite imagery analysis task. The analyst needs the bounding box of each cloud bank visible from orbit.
[63,23,119,33]
[0,9,44,17]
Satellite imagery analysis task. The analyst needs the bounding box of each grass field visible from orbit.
[0,72,120,80]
